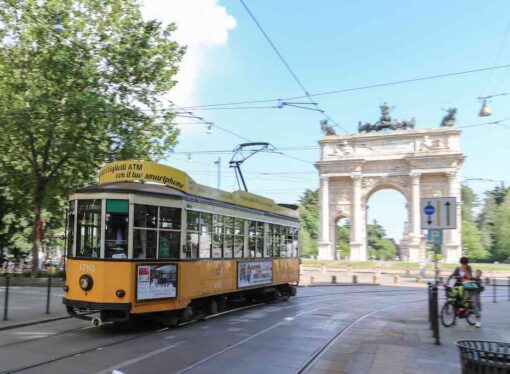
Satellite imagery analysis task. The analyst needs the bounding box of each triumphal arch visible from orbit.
[316,105,464,263]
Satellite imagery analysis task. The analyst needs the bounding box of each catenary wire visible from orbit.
[238,0,348,133]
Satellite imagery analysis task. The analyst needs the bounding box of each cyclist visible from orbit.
[445,257,472,310]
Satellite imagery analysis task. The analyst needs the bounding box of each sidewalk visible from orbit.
[308,300,509,373]
[0,286,68,330]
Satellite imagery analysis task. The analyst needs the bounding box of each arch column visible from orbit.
[349,174,367,260]
[443,172,462,263]
[407,172,425,262]
[318,176,334,260]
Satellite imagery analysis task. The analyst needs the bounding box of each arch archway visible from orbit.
[316,128,464,263]
[365,189,407,261]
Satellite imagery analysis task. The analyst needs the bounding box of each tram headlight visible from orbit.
[79,274,93,291]
[116,289,126,298]
[63,285,69,292]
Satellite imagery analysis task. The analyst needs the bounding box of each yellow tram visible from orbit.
[63,160,300,325]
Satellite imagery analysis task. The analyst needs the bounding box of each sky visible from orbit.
[140,0,510,242]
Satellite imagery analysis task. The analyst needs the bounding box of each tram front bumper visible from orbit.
[63,298,131,322]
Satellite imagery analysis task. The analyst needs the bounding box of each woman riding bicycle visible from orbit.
[446,257,482,327]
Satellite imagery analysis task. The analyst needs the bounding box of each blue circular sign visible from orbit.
[424,204,435,215]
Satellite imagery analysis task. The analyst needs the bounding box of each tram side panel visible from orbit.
[273,258,300,285]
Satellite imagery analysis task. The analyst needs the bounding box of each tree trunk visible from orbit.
[31,180,46,274]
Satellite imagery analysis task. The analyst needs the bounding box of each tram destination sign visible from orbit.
[237,261,272,288]
[420,197,457,230]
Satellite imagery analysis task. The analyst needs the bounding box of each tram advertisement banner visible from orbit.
[238,261,272,288]
[136,264,177,301]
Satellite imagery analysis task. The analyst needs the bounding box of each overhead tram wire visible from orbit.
[238,0,348,133]
[184,63,510,110]
[169,100,315,166]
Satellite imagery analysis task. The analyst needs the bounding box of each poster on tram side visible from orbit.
[136,264,177,301]
[237,261,272,288]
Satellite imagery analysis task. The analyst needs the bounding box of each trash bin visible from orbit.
[456,340,510,374]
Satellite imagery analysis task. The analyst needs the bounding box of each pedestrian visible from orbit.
[470,269,484,328]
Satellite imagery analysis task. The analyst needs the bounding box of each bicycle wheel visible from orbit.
[440,301,456,327]
[465,311,476,326]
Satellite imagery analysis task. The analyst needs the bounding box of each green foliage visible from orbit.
[298,189,319,256]
[462,219,489,261]
[0,0,185,269]
[367,220,397,260]
[493,195,510,262]
[336,221,350,259]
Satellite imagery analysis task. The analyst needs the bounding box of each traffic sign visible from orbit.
[427,229,443,245]
[420,197,457,229]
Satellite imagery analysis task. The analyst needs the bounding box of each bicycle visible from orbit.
[440,286,476,327]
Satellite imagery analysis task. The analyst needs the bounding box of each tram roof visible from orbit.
[75,160,299,219]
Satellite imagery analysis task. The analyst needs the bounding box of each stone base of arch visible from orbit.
[318,241,334,260]
[349,242,367,261]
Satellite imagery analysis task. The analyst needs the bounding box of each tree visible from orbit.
[336,221,350,259]
[461,185,488,261]
[462,219,489,261]
[367,220,396,260]
[298,189,319,257]
[493,194,510,262]
[0,0,185,271]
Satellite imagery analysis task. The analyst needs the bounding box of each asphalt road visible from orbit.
[0,286,427,374]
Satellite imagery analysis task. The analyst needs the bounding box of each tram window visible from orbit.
[224,216,234,235]
[76,200,101,258]
[248,236,256,258]
[234,236,243,258]
[133,229,157,259]
[234,218,244,235]
[105,213,128,259]
[199,233,212,258]
[273,226,281,257]
[67,201,75,257]
[212,233,223,258]
[160,207,181,230]
[266,225,273,257]
[292,229,299,258]
[187,210,200,232]
[159,231,180,259]
[256,236,263,258]
[185,232,199,258]
[224,234,233,258]
[134,205,157,228]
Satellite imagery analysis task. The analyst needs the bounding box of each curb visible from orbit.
[300,283,381,287]
[0,315,70,331]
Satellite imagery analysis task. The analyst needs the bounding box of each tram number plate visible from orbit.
[79,264,96,272]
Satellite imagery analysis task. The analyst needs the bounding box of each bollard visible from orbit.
[331,275,337,284]
[493,278,497,303]
[405,267,410,275]
[431,285,440,345]
[321,266,326,274]
[309,275,315,285]
[416,275,422,284]
[428,282,432,327]
[3,274,9,321]
[485,277,490,285]
[46,274,52,314]
[352,274,358,284]
[394,275,400,283]
[438,276,444,284]
[373,275,379,284]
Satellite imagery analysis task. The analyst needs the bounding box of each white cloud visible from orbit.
[141,0,237,106]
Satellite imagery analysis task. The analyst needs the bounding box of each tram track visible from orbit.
[1,288,427,374]
[172,292,426,374]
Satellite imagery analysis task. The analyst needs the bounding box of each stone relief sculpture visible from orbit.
[419,136,445,151]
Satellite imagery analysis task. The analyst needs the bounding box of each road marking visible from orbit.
[96,342,182,374]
